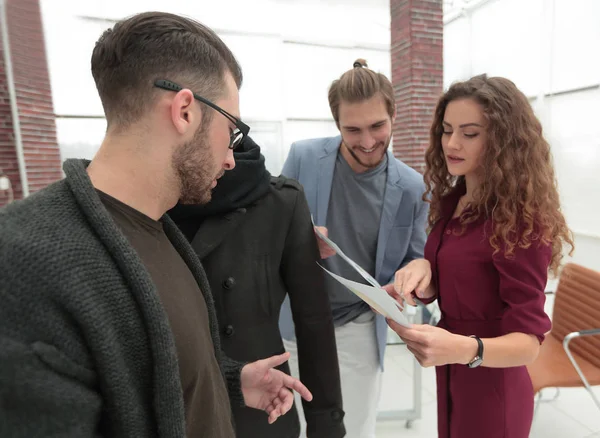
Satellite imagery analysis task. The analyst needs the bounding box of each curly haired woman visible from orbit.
[386,74,574,438]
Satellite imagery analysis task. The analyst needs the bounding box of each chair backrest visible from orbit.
[551,263,600,369]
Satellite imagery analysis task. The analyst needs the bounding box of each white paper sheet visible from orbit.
[319,265,412,328]
[313,219,381,288]
[312,217,421,316]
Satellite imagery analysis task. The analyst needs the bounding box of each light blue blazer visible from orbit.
[278,135,429,369]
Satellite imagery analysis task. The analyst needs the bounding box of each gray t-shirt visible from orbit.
[324,150,388,326]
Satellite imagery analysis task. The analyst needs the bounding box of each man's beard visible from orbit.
[343,135,391,170]
[173,125,219,205]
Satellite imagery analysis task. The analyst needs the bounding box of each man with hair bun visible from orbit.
[279,59,428,437]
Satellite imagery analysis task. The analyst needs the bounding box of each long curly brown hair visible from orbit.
[424,74,573,276]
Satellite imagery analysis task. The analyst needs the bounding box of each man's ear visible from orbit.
[392,105,397,124]
[170,89,201,135]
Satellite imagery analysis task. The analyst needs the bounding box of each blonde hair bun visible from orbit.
[353,58,368,68]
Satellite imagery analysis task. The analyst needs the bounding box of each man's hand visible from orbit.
[241,352,313,424]
[314,226,336,259]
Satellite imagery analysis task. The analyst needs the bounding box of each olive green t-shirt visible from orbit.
[99,191,234,437]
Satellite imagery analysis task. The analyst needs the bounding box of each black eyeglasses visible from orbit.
[154,79,250,150]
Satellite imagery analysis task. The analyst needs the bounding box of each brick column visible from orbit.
[0,0,61,206]
[391,0,443,173]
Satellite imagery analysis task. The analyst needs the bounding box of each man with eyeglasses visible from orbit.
[0,11,311,438]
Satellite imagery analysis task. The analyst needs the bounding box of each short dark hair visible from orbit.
[91,11,243,129]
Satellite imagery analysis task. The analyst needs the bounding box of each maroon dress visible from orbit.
[425,188,552,438]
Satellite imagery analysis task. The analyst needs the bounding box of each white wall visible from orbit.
[39,0,391,175]
[443,0,600,274]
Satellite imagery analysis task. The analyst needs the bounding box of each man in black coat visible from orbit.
[169,136,346,438]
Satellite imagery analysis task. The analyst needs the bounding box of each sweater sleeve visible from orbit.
[221,354,247,407]
[0,336,103,437]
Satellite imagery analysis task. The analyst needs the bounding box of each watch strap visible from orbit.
[468,335,484,368]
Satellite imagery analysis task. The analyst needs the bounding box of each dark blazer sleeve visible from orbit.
[280,189,346,438]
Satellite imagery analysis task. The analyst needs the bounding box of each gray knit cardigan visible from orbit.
[0,159,244,437]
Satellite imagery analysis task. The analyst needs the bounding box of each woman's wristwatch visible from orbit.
[468,335,484,368]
